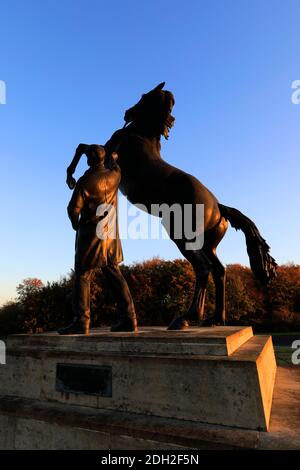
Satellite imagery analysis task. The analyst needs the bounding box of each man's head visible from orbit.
[85,144,106,167]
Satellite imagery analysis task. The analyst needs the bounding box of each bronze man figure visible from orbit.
[59,144,137,335]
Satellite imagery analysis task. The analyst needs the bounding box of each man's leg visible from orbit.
[58,268,93,335]
[102,264,137,332]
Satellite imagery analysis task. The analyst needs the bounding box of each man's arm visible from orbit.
[67,180,85,231]
[66,144,89,189]
[104,129,125,169]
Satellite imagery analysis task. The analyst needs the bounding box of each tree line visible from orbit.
[0,259,299,335]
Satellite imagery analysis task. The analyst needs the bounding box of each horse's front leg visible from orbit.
[66,143,88,189]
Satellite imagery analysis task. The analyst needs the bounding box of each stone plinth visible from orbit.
[6,325,253,356]
[0,326,277,449]
[0,367,298,450]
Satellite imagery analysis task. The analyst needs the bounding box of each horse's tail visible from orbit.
[218,203,277,285]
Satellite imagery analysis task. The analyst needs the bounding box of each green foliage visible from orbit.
[266,264,300,329]
[1,261,300,334]
[0,301,24,336]
[1,276,73,334]
[225,264,263,324]
[16,278,44,302]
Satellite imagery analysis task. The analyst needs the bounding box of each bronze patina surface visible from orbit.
[67,83,277,330]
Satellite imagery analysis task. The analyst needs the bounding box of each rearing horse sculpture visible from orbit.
[67,82,277,330]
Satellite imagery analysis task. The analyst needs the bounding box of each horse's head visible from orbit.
[124,82,175,139]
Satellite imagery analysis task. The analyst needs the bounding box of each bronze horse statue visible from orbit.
[67,82,277,330]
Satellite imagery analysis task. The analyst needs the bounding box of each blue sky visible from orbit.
[0,0,299,304]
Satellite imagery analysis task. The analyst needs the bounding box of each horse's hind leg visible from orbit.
[202,216,228,326]
[167,243,212,330]
[204,250,226,325]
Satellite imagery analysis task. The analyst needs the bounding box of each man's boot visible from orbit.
[111,311,138,332]
[58,316,90,335]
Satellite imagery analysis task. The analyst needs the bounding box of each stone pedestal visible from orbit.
[0,326,278,449]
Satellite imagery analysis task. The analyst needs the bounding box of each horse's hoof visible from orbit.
[167,318,189,331]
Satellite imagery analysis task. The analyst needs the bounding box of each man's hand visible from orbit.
[71,221,79,231]
[66,173,76,190]
[76,143,88,155]
[106,151,119,170]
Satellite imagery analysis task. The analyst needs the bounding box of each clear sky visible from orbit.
[0,0,299,305]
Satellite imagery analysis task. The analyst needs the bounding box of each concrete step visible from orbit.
[7,326,253,356]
